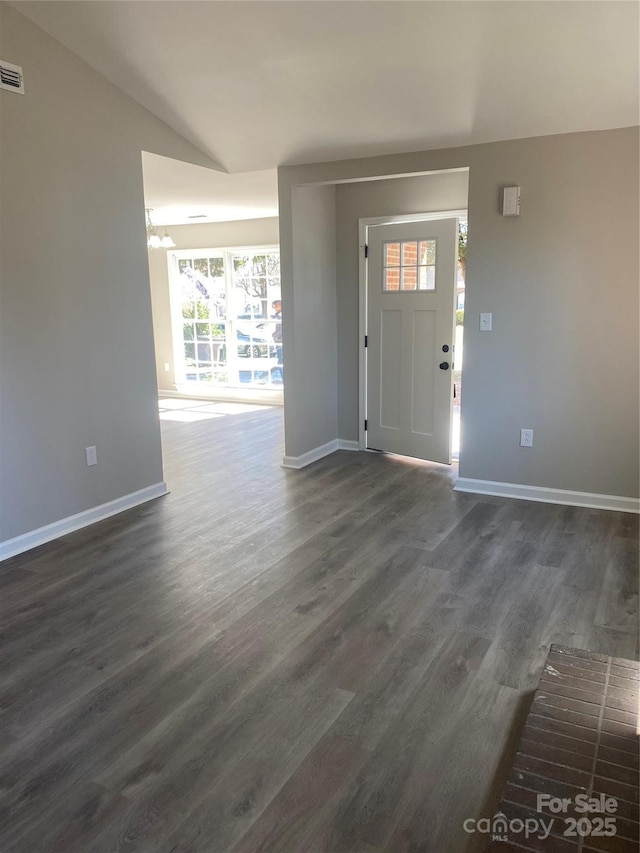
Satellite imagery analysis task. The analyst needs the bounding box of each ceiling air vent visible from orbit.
[0,60,25,94]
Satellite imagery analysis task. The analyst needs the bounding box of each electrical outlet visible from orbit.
[86,446,97,466]
[163,362,170,372]
[520,429,533,448]
[479,312,493,331]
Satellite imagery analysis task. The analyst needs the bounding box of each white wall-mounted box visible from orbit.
[503,186,520,216]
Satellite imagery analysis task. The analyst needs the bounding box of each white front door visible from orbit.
[366,218,458,463]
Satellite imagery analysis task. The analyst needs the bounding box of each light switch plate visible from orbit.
[520,429,533,448]
[480,312,493,331]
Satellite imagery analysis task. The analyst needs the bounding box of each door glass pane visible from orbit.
[384,242,401,267]
[232,250,282,388]
[418,266,436,290]
[384,268,400,290]
[177,253,227,385]
[267,255,280,277]
[402,267,417,290]
[211,321,225,341]
[209,257,224,278]
[197,342,212,365]
[402,241,418,266]
[419,240,436,265]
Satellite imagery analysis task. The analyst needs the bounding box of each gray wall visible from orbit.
[335,171,469,439]
[279,128,639,498]
[0,4,220,543]
[282,185,337,458]
[147,218,280,392]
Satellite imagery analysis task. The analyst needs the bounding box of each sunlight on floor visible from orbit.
[159,410,224,422]
[158,398,203,410]
[189,402,269,415]
[158,398,272,422]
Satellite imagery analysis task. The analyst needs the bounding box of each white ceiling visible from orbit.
[12,1,639,222]
[141,154,278,225]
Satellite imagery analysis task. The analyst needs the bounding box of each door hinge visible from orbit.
[364,335,368,348]
[364,244,368,259]
[364,419,368,431]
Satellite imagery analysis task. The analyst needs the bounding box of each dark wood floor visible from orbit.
[1,401,638,853]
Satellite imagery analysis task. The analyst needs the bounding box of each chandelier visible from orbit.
[146,209,176,249]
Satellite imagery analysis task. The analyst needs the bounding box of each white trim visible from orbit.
[0,482,169,562]
[358,208,468,453]
[359,210,468,229]
[299,167,469,189]
[337,439,360,452]
[168,250,187,384]
[162,388,283,406]
[169,244,279,259]
[282,438,360,469]
[454,477,639,514]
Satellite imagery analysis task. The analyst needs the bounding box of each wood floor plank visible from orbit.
[317,631,492,851]
[0,461,416,730]
[0,402,637,853]
[384,679,523,853]
[158,688,355,853]
[231,734,371,853]
[594,536,639,632]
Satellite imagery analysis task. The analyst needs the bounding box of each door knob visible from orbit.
[439,361,449,370]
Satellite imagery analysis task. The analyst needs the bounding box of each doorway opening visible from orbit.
[452,218,467,459]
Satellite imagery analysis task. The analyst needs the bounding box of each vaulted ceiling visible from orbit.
[12,1,639,221]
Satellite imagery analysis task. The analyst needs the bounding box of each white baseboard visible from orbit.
[454,477,639,514]
[0,482,169,562]
[161,388,283,406]
[282,438,361,469]
[338,439,360,452]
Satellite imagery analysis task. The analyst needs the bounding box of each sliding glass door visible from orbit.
[169,247,282,390]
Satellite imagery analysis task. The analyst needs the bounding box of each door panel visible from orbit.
[366,218,458,463]
[411,310,436,436]
[380,310,402,430]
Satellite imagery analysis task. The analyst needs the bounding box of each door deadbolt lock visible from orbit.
[442,344,449,352]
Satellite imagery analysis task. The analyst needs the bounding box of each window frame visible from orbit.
[167,244,282,394]
[382,238,437,292]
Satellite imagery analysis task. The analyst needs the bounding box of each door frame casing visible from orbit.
[358,209,467,451]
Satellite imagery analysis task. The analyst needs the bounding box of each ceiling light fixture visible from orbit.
[146,209,175,249]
